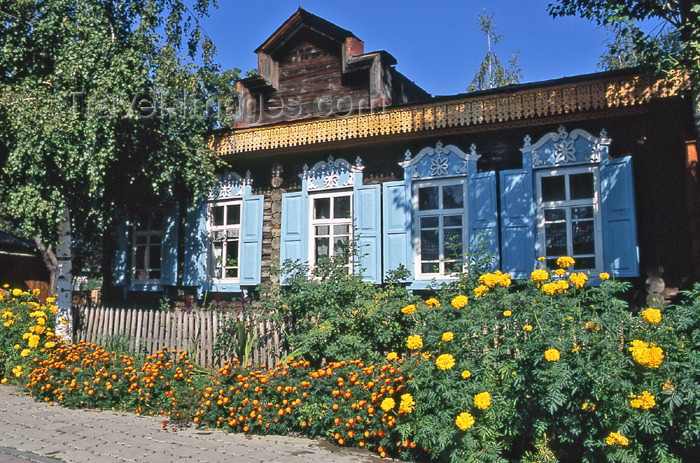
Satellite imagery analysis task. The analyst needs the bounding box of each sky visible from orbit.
[197,0,615,97]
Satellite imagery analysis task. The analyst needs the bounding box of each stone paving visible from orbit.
[0,386,384,463]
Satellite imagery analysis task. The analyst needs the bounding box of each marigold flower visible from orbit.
[641,308,662,324]
[20,349,30,357]
[435,354,456,370]
[386,352,398,361]
[606,431,629,446]
[28,334,40,349]
[581,402,596,411]
[473,392,491,409]
[46,297,56,303]
[441,332,454,342]
[455,412,475,431]
[380,398,395,412]
[461,370,472,379]
[530,269,549,283]
[32,288,40,297]
[406,335,423,350]
[401,304,416,315]
[473,285,489,298]
[555,268,566,276]
[45,341,56,349]
[398,394,415,414]
[451,295,469,309]
[479,270,511,288]
[663,380,675,392]
[629,390,656,410]
[568,272,588,289]
[541,282,558,295]
[544,348,560,362]
[11,366,22,377]
[523,325,533,331]
[556,256,575,269]
[599,272,610,281]
[502,310,512,317]
[11,289,22,297]
[629,340,664,368]
[425,298,440,308]
[556,280,570,291]
[537,256,546,261]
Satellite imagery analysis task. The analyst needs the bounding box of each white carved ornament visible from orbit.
[523,126,611,168]
[302,156,363,191]
[403,141,480,179]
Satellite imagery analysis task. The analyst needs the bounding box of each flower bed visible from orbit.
[2,256,700,462]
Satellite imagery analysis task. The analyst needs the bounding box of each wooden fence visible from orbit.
[73,305,293,369]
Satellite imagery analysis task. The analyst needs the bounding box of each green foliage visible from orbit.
[213,317,258,366]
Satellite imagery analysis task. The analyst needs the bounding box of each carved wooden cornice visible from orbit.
[208,73,686,156]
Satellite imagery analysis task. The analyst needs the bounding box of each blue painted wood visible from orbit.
[240,192,265,285]
[280,191,309,284]
[160,205,179,286]
[182,198,208,288]
[354,184,381,283]
[113,212,129,286]
[499,169,536,278]
[382,180,412,281]
[468,171,498,265]
[601,156,639,277]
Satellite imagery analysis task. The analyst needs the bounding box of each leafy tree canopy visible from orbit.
[0,0,240,257]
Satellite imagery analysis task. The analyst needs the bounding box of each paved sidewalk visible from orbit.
[0,386,383,463]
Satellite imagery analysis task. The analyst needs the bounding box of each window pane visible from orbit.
[541,176,565,202]
[211,242,223,279]
[226,240,239,267]
[572,206,593,219]
[334,196,351,219]
[226,229,239,239]
[443,229,463,258]
[573,221,595,254]
[315,237,329,261]
[334,236,350,262]
[418,186,439,210]
[576,257,596,269]
[315,225,330,236]
[570,173,594,200]
[544,222,567,256]
[212,206,224,226]
[544,209,566,222]
[333,224,350,235]
[149,270,161,279]
[135,234,147,245]
[134,246,146,270]
[314,198,330,220]
[421,216,439,228]
[149,244,161,270]
[443,215,462,227]
[445,261,462,274]
[420,230,439,260]
[443,185,464,209]
[421,263,440,274]
[227,204,241,225]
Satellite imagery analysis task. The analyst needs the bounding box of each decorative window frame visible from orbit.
[130,215,163,285]
[308,189,354,270]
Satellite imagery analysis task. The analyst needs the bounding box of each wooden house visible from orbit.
[112,8,699,302]
[0,231,51,300]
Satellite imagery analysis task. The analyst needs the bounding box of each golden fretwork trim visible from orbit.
[208,74,685,156]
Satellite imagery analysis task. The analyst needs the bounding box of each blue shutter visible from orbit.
[601,156,639,277]
[500,169,536,278]
[113,213,129,286]
[183,198,208,288]
[160,205,179,286]
[353,184,381,283]
[240,194,264,285]
[382,180,412,281]
[280,191,309,283]
[468,171,498,265]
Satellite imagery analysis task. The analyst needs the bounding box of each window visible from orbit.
[413,179,467,277]
[209,200,242,281]
[536,166,602,271]
[132,215,162,282]
[310,192,352,266]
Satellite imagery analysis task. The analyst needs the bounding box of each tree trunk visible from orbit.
[55,208,73,343]
[34,237,57,295]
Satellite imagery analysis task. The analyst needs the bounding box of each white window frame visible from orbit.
[412,177,468,279]
[535,165,603,272]
[308,190,354,270]
[131,218,162,284]
[208,199,242,283]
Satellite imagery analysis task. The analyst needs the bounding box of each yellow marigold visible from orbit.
[530,269,549,283]
[629,340,664,368]
[606,431,629,446]
[523,325,533,331]
[435,354,456,370]
[451,295,469,309]
[398,394,415,414]
[473,285,489,298]
[32,288,40,297]
[386,352,398,361]
[11,365,22,377]
[455,412,475,431]
[425,298,440,308]
[571,345,581,353]
[479,270,512,288]
[45,341,56,349]
[406,335,423,350]
[541,282,558,295]
[46,297,56,303]
[537,256,546,261]
[544,348,560,362]
[3,321,13,327]
[28,334,40,349]
[502,310,512,317]
[585,321,601,332]
[380,398,395,412]
[49,305,58,314]
[556,280,570,291]
[473,392,491,409]
[34,325,45,335]
[663,380,675,392]
[599,272,610,281]
[461,370,472,379]
[422,351,431,359]
[22,333,31,340]
[569,272,588,289]
[441,332,454,342]
[630,390,656,410]
[581,402,596,411]
[556,256,575,269]
[401,304,417,315]
[641,308,662,324]
[11,289,22,297]
[555,268,566,276]
[20,349,30,357]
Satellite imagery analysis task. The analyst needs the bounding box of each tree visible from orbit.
[468,9,523,92]
[548,0,700,135]
[0,1,240,338]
